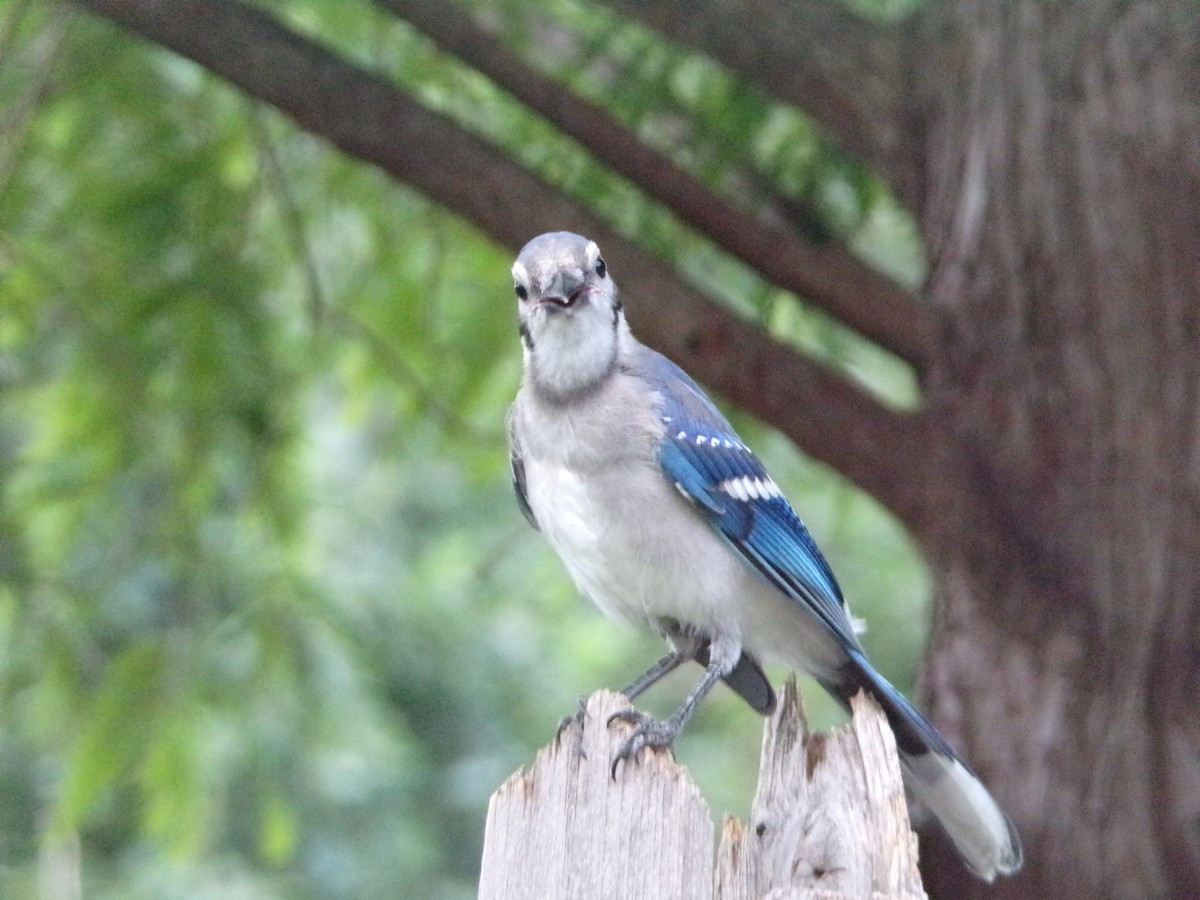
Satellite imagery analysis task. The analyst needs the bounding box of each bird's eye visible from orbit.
[515,284,528,301]
[595,258,607,279]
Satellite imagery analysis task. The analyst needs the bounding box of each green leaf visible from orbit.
[57,641,164,830]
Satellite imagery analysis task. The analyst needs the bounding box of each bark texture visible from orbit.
[913,3,1200,896]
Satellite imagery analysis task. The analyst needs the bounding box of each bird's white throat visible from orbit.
[525,304,630,400]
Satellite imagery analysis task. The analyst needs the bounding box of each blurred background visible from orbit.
[0,1,930,896]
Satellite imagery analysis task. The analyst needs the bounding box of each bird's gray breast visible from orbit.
[512,374,689,625]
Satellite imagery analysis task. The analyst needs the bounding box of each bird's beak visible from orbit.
[537,271,588,310]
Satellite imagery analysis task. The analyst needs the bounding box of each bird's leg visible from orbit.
[557,647,689,741]
[698,644,777,716]
[557,637,700,746]
[609,647,732,777]
[620,624,711,701]
[620,650,689,701]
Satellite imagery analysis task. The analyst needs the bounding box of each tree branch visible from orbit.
[377,0,935,370]
[68,0,931,526]
[604,0,924,211]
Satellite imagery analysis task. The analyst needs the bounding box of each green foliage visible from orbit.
[0,1,929,896]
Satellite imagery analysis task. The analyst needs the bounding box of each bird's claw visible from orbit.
[607,708,679,778]
[554,696,590,758]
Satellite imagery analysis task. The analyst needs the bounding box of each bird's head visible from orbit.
[512,231,628,400]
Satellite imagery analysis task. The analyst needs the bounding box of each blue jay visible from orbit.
[507,231,1022,881]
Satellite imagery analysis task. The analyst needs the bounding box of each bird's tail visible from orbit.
[822,650,1023,882]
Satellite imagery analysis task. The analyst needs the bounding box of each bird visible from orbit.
[506,231,1023,882]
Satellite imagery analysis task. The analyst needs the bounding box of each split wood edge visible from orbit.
[479,682,926,900]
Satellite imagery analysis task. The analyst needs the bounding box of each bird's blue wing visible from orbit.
[644,353,857,647]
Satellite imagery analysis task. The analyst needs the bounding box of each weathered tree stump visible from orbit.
[480,681,925,899]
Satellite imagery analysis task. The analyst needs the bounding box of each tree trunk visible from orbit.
[912,2,1200,896]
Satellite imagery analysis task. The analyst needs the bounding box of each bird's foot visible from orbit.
[554,696,590,758]
[607,708,679,778]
